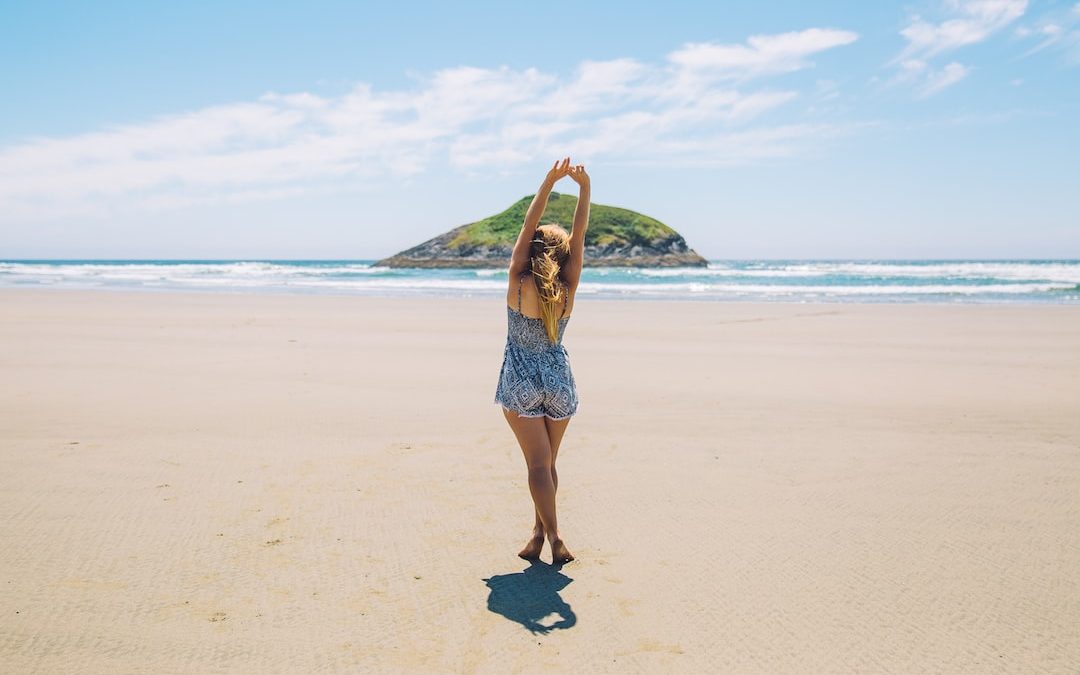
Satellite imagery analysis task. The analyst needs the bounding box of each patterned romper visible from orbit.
[494,274,579,420]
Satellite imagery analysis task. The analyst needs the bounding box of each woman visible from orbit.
[494,156,590,565]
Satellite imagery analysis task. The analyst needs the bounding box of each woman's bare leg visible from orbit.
[532,416,570,532]
[520,416,571,558]
[543,415,574,563]
[502,409,572,562]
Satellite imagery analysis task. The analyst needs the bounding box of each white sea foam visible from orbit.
[576,281,1075,295]
[284,278,507,291]
[0,261,385,279]
[638,261,1080,283]
[640,267,832,278]
[1,260,1077,303]
[785,262,1080,283]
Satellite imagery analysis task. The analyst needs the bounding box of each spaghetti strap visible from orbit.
[559,281,567,320]
[517,274,524,313]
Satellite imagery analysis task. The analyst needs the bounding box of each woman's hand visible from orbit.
[567,164,589,189]
[544,157,572,187]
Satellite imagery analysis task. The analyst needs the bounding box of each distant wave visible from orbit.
[1,259,1078,304]
[640,261,1080,283]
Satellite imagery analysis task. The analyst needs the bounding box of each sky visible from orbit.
[1,0,1078,260]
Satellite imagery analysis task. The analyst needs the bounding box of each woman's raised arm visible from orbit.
[561,164,591,289]
[509,157,570,277]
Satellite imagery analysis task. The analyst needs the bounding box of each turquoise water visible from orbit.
[1,259,1079,304]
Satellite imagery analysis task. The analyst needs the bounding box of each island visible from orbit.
[374,192,708,268]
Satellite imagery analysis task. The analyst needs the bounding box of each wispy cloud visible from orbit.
[0,29,859,220]
[887,0,1026,96]
[667,28,858,80]
[919,61,972,96]
[898,0,1028,60]
[881,58,970,96]
[1014,2,1080,62]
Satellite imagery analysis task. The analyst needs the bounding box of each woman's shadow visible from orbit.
[482,561,576,634]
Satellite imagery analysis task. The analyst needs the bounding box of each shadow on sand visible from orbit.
[482,561,577,634]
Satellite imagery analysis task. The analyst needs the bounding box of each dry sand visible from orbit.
[1,288,1078,673]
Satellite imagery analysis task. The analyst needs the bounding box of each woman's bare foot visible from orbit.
[518,532,545,560]
[550,538,574,564]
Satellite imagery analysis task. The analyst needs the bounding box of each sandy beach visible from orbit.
[1,288,1078,673]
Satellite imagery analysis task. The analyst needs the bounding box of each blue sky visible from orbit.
[1,0,1078,259]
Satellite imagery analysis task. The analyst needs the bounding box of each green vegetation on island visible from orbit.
[449,192,674,249]
[376,192,707,268]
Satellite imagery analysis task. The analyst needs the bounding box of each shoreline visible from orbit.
[3,285,1080,308]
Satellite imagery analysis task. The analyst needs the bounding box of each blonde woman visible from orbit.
[494,157,590,564]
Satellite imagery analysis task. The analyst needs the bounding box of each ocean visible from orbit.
[2,259,1079,304]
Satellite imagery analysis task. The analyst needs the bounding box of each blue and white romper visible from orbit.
[494,274,579,420]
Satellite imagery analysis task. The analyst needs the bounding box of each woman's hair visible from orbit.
[529,223,572,343]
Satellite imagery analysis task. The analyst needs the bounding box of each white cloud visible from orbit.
[880,58,927,87]
[887,1,1023,97]
[1015,3,1080,61]
[898,0,1028,59]
[919,62,972,96]
[882,57,970,96]
[668,28,858,80]
[607,123,855,168]
[0,29,859,220]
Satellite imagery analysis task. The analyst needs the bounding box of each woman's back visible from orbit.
[506,273,576,321]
